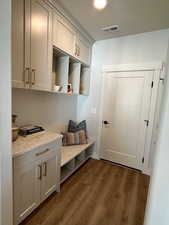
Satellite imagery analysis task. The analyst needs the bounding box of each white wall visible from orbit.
[144,40,169,225]
[12,89,77,132]
[77,29,169,159]
[0,0,13,224]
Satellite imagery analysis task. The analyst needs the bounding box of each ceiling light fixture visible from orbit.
[94,0,107,10]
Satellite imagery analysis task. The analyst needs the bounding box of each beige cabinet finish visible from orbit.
[75,34,91,65]
[12,0,27,88]
[41,151,58,202]
[13,143,60,225]
[12,0,53,91]
[30,0,53,91]
[13,160,41,225]
[12,0,92,94]
[53,12,76,56]
[52,12,91,66]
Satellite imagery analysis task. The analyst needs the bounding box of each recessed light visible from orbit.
[94,0,107,10]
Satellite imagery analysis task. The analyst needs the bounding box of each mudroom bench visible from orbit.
[60,139,95,184]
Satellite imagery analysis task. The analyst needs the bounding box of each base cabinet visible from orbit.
[13,160,41,225]
[40,154,58,202]
[13,143,60,225]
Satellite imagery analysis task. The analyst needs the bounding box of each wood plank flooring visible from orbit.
[21,159,150,225]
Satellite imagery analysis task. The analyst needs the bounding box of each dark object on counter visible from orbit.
[19,125,44,136]
[12,114,18,124]
[12,127,19,142]
[12,114,19,142]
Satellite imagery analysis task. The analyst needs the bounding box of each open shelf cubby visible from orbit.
[53,47,90,96]
[80,66,90,95]
[60,140,95,184]
[61,159,75,183]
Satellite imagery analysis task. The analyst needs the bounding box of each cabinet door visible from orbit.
[30,0,53,91]
[53,12,76,56]
[13,160,41,225]
[77,35,91,65]
[41,152,57,202]
[12,0,30,88]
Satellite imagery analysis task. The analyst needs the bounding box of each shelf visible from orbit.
[53,52,69,93]
[60,140,95,184]
[60,156,90,184]
[85,146,93,157]
[53,45,90,68]
[68,62,81,94]
[61,139,95,167]
[52,47,90,96]
[60,159,75,183]
[80,66,90,96]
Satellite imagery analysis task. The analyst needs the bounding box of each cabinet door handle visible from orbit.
[38,164,42,180]
[31,69,36,85]
[75,44,77,56]
[79,47,80,56]
[23,68,30,86]
[76,46,80,57]
[36,148,50,157]
[78,46,80,56]
[43,162,47,177]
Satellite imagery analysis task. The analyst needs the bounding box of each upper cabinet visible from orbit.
[52,11,92,66]
[53,12,77,57]
[30,0,53,91]
[12,0,53,91]
[12,0,93,94]
[75,34,91,65]
[12,0,25,88]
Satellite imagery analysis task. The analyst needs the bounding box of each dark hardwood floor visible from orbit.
[21,159,150,225]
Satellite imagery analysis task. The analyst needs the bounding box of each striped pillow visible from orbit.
[62,130,87,146]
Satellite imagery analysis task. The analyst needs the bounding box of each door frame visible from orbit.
[98,62,164,175]
[0,0,13,225]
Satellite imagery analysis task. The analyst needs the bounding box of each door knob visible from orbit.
[103,120,110,125]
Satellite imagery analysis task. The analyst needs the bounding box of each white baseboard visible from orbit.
[142,168,151,176]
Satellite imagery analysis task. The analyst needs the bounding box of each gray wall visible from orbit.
[144,41,169,225]
[12,89,78,133]
[77,29,169,159]
[0,0,13,224]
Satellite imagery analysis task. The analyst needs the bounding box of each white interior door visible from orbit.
[100,70,154,170]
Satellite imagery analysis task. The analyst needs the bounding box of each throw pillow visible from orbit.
[62,130,87,146]
[68,120,87,136]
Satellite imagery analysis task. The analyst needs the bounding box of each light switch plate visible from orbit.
[91,107,97,114]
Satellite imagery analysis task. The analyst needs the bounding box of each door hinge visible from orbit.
[142,157,145,164]
[144,120,149,127]
[151,81,154,88]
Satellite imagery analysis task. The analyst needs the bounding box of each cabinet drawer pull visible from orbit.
[31,69,36,85]
[36,148,50,157]
[75,44,77,56]
[43,162,47,177]
[23,68,30,86]
[38,165,42,180]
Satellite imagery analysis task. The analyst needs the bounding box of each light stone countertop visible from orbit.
[12,131,63,158]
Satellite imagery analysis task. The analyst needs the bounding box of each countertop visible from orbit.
[12,131,62,158]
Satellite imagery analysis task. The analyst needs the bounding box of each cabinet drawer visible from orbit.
[13,141,59,169]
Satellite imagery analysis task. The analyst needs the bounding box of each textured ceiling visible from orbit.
[57,0,169,40]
